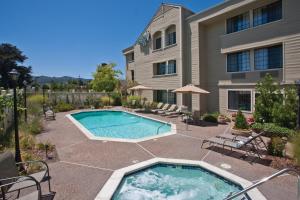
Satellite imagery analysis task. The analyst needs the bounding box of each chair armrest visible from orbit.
[0,175,40,189]
[16,160,50,174]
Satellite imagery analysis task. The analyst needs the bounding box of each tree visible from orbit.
[91,63,122,92]
[0,43,32,88]
[272,85,298,129]
[254,74,281,123]
[254,74,299,129]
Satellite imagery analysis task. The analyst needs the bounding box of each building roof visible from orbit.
[122,3,194,53]
[187,0,255,23]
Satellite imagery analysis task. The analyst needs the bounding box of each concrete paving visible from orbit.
[37,109,298,200]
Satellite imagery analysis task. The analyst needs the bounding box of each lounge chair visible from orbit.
[151,102,164,113]
[201,132,265,158]
[158,104,177,114]
[216,132,267,150]
[0,152,52,198]
[153,104,170,114]
[164,106,182,116]
[1,176,41,200]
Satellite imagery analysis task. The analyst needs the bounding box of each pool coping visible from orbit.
[66,109,177,143]
[95,157,267,200]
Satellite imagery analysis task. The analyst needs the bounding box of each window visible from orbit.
[155,37,162,49]
[154,90,177,104]
[227,12,250,34]
[167,60,176,74]
[127,53,134,62]
[253,0,282,27]
[227,51,250,72]
[254,45,282,70]
[154,62,166,75]
[153,31,162,50]
[131,70,134,81]
[166,25,176,46]
[154,60,176,76]
[228,91,251,111]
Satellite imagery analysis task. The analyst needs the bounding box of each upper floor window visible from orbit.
[127,52,134,62]
[226,12,250,34]
[167,60,176,74]
[131,70,134,81]
[253,0,282,27]
[154,60,176,76]
[165,25,176,46]
[153,31,162,50]
[254,44,283,70]
[155,62,166,75]
[227,51,250,72]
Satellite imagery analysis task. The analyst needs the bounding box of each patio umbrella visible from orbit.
[172,84,209,94]
[128,85,152,101]
[172,84,209,130]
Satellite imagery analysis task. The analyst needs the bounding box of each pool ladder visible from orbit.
[224,168,300,200]
[156,121,171,134]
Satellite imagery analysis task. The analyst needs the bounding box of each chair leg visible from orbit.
[48,179,51,192]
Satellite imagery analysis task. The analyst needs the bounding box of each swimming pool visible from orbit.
[68,110,175,142]
[112,163,245,200]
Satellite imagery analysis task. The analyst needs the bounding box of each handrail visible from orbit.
[156,121,171,134]
[224,168,300,200]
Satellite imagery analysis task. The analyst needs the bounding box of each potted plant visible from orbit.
[217,114,228,124]
[231,112,237,122]
[231,110,252,137]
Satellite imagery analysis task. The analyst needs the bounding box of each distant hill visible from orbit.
[33,76,91,85]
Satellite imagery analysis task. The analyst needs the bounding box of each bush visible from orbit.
[54,101,74,112]
[251,123,264,133]
[125,96,141,108]
[234,110,249,129]
[251,123,295,138]
[268,137,286,157]
[293,133,300,165]
[263,123,295,138]
[100,96,114,106]
[20,134,36,150]
[28,118,43,135]
[111,93,122,106]
[28,95,47,116]
[203,113,218,123]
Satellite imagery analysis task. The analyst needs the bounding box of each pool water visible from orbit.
[113,164,246,200]
[71,111,171,139]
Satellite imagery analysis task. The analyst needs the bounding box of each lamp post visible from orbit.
[9,69,22,163]
[23,80,28,123]
[296,80,300,130]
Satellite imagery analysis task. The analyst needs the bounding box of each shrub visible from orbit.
[234,110,249,129]
[28,118,43,135]
[251,123,264,133]
[36,141,55,151]
[100,96,114,106]
[126,96,141,108]
[263,123,295,138]
[54,101,74,112]
[21,151,43,173]
[111,93,122,106]
[293,133,300,165]
[28,95,47,116]
[20,134,36,150]
[272,86,298,129]
[268,137,286,157]
[203,113,218,123]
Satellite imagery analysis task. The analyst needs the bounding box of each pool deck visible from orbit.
[37,108,298,200]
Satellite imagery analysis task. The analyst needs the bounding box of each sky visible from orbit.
[0,0,223,79]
